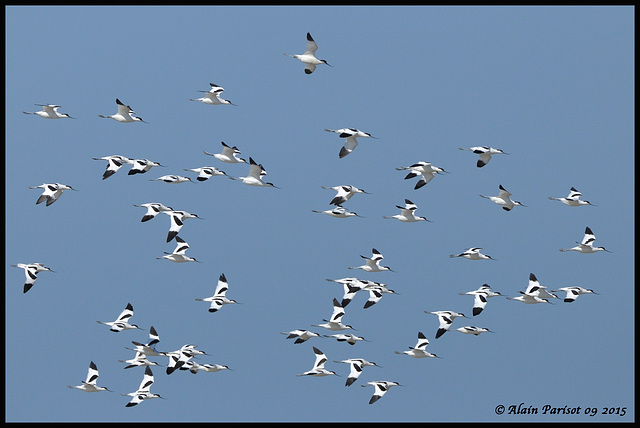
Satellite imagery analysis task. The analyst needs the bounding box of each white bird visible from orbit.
[11,262,53,293]
[187,362,231,374]
[383,199,431,222]
[203,142,247,164]
[322,333,368,345]
[479,184,526,211]
[334,358,380,387]
[163,345,202,375]
[183,166,229,181]
[311,298,355,331]
[133,202,174,223]
[128,158,164,176]
[126,326,165,357]
[506,292,552,304]
[525,273,559,300]
[29,182,76,206]
[297,347,338,377]
[424,310,467,339]
[394,331,439,359]
[281,329,322,344]
[163,210,201,243]
[449,247,495,261]
[97,302,142,332]
[321,185,369,206]
[285,32,331,74]
[195,273,239,313]
[396,161,448,190]
[189,82,236,105]
[118,351,160,369]
[456,326,493,335]
[363,284,398,309]
[157,236,199,263]
[92,155,133,180]
[23,104,75,119]
[325,277,368,307]
[348,248,394,272]
[324,128,377,158]
[458,146,508,168]
[312,205,361,218]
[122,366,164,407]
[550,286,598,303]
[560,226,611,254]
[67,361,112,392]
[230,157,278,188]
[458,284,503,316]
[149,174,193,184]
[98,98,145,123]
[361,381,402,404]
[548,187,595,207]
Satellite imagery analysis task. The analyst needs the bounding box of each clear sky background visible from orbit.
[5,6,634,422]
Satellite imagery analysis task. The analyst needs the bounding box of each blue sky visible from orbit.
[5,6,634,422]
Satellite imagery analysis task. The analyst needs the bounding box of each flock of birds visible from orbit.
[13,32,609,409]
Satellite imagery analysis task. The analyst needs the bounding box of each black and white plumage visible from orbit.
[325,277,368,307]
[560,226,611,254]
[297,347,338,377]
[92,155,132,180]
[203,141,247,164]
[479,184,526,211]
[231,157,278,188]
[449,247,495,261]
[311,298,354,331]
[157,236,199,263]
[525,273,559,300]
[126,326,164,357]
[187,362,231,374]
[424,310,467,339]
[548,187,595,207]
[394,332,439,359]
[96,302,141,332]
[458,284,503,316]
[334,358,380,387]
[149,174,193,184]
[284,33,331,74]
[183,166,229,181]
[361,381,402,404]
[122,366,164,407]
[163,210,201,243]
[396,161,448,190]
[348,248,394,272]
[128,158,164,175]
[550,286,598,303]
[189,83,236,105]
[312,205,361,218]
[383,199,431,222]
[118,351,160,369]
[67,361,111,392]
[133,202,174,223]
[98,98,145,123]
[281,329,322,344]
[458,146,508,168]
[363,284,398,309]
[322,333,368,345]
[456,326,493,335]
[23,103,75,119]
[11,262,53,293]
[195,273,238,313]
[324,128,376,158]
[29,182,76,206]
[321,185,369,206]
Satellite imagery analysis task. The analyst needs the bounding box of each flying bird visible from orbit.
[195,273,239,312]
[348,248,394,272]
[297,347,338,377]
[149,174,193,184]
[67,361,112,392]
[479,184,526,211]
[455,326,493,335]
[97,302,141,332]
[157,236,200,263]
[396,161,448,190]
[383,199,431,222]
[525,273,559,300]
[548,187,595,206]
[133,202,173,222]
[334,358,380,387]
[322,333,368,346]
[11,262,53,293]
[163,209,201,243]
[284,32,331,74]
[550,286,598,303]
[321,185,369,206]
[361,381,402,404]
[449,247,495,261]
[424,310,467,339]
[560,226,611,254]
[183,166,229,181]
[281,329,322,344]
[458,146,508,168]
[458,284,503,316]
[324,128,377,158]
[394,331,439,358]
[230,157,278,188]
[29,182,76,206]
[311,298,355,331]
[98,98,145,123]
[92,155,133,180]
[312,205,361,218]
[23,104,75,119]
[189,83,236,105]
[122,366,164,407]
[128,158,164,176]
[203,142,247,164]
